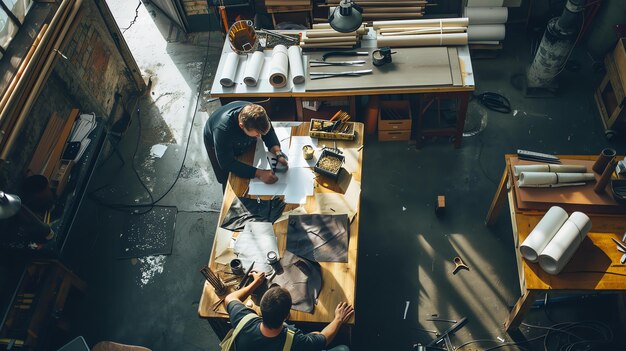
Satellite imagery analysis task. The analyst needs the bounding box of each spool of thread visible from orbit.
[267,251,278,265]
[594,158,617,193]
[592,148,616,174]
[230,259,244,275]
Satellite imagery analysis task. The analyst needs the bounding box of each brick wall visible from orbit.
[0,0,139,191]
[182,0,209,16]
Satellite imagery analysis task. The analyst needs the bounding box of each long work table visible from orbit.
[198,122,364,338]
[210,32,475,147]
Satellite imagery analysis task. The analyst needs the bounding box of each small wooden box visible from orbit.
[378,100,412,131]
[309,119,356,141]
[378,130,411,141]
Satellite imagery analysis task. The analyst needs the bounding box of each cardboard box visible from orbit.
[378,100,412,131]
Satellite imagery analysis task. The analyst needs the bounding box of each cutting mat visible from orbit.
[305,47,462,91]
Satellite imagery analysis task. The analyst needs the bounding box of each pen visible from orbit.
[266,156,274,174]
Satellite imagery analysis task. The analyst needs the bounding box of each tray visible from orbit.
[309,119,356,141]
[314,149,345,180]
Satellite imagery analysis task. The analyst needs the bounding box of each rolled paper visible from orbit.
[377,33,468,47]
[219,52,240,87]
[373,18,469,29]
[269,45,289,88]
[592,148,616,174]
[243,51,265,87]
[288,46,305,84]
[518,172,595,187]
[538,212,591,275]
[466,0,504,6]
[463,7,508,24]
[594,158,618,193]
[513,164,587,178]
[467,24,505,42]
[520,206,568,262]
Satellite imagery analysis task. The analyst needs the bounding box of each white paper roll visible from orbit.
[243,51,265,87]
[468,24,505,41]
[464,7,508,24]
[219,52,240,87]
[513,164,588,178]
[467,0,504,6]
[518,172,595,187]
[269,45,289,88]
[288,46,305,85]
[538,212,591,275]
[520,206,568,262]
[377,33,468,47]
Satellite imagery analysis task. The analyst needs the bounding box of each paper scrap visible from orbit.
[403,301,410,319]
[150,144,168,158]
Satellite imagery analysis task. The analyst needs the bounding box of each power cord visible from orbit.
[89,31,213,214]
[472,92,511,114]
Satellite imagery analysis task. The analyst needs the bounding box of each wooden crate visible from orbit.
[594,40,626,137]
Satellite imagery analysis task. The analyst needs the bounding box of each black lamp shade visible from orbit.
[329,0,363,33]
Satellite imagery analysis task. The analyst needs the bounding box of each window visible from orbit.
[0,0,33,59]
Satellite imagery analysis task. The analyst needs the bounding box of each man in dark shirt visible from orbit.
[204,101,288,187]
[224,271,353,351]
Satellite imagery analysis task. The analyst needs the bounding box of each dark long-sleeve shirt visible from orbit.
[203,101,280,179]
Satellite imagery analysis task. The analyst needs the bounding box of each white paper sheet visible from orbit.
[288,136,318,168]
[219,52,240,87]
[288,45,305,84]
[314,179,361,221]
[520,206,568,262]
[538,212,591,275]
[284,168,315,204]
[243,51,265,86]
[269,45,289,88]
[233,222,279,274]
[214,227,237,265]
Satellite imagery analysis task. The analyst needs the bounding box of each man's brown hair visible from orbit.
[260,287,291,328]
[238,104,271,135]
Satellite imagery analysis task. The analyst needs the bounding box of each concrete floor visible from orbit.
[59,1,626,350]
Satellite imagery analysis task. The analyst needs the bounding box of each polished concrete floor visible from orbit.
[45,1,626,350]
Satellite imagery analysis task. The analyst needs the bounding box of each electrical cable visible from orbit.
[121,1,142,33]
[472,92,511,114]
[89,31,213,214]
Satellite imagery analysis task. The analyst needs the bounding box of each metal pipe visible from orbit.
[526,0,586,88]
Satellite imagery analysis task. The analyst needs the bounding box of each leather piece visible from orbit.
[286,214,349,262]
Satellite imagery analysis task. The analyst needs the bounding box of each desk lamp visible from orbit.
[329,0,363,33]
[0,191,21,219]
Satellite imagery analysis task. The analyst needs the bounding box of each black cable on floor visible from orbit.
[473,92,512,114]
[90,31,213,214]
[121,1,142,33]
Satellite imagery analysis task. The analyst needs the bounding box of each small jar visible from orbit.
[302,145,314,160]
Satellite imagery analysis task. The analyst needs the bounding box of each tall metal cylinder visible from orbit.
[527,0,586,88]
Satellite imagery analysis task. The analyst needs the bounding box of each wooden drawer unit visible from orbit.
[378,130,411,141]
[378,100,412,141]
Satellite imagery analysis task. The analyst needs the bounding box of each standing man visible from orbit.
[204,101,288,187]
[224,271,353,351]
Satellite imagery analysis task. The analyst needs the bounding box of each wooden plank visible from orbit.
[505,290,537,331]
[42,108,79,178]
[28,113,64,175]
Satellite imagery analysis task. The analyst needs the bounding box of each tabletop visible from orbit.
[198,122,364,324]
[210,29,475,98]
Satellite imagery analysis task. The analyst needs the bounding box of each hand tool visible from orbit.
[321,51,368,61]
[612,237,626,252]
[237,261,256,289]
[427,318,457,323]
[267,156,275,174]
[452,257,469,275]
[310,60,365,67]
[309,69,372,80]
[426,317,468,348]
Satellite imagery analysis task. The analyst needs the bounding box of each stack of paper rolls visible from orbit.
[464,0,507,45]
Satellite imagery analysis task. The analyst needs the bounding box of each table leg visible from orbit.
[485,167,510,226]
[505,289,537,332]
[454,92,470,149]
[295,97,304,121]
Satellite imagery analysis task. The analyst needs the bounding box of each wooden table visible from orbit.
[210,34,475,148]
[486,155,626,332]
[198,122,363,337]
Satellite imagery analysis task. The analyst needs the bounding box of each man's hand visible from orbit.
[256,169,278,184]
[249,271,266,287]
[333,302,354,324]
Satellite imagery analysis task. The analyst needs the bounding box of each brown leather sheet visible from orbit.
[305,47,461,91]
[511,157,626,214]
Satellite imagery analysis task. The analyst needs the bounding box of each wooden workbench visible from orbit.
[486,155,626,332]
[210,31,475,147]
[198,122,363,337]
